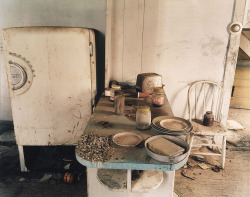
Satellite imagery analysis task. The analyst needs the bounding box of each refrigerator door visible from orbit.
[2,27,96,145]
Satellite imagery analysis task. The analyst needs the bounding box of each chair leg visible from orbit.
[187,133,195,156]
[221,136,226,169]
[185,133,190,144]
[18,145,28,172]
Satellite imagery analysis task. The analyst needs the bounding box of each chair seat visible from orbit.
[191,119,227,136]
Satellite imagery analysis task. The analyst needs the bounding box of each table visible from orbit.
[76,95,188,197]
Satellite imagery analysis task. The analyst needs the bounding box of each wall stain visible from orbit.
[201,37,224,56]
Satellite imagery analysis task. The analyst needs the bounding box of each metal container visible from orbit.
[151,116,192,135]
[203,111,214,126]
[105,88,111,96]
[136,73,162,94]
[63,172,74,184]
[145,135,190,163]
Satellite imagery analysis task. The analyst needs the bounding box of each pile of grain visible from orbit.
[76,134,113,162]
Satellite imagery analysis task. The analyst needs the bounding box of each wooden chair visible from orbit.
[187,80,227,169]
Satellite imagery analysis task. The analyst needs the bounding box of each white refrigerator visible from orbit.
[2,27,96,171]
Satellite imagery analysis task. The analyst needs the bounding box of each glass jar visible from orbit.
[152,87,164,107]
[114,95,125,115]
[110,88,116,101]
[136,106,151,130]
[203,111,214,126]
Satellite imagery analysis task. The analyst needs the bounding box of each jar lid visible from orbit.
[138,106,150,111]
[111,84,121,90]
[206,111,212,114]
[154,87,163,93]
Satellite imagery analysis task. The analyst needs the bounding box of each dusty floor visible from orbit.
[175,108,250,197]
[0,121,87,197]
[0,108,249,197]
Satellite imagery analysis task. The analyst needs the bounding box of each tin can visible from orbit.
[63,172,74,184]
[137,92,150,98]
[110,88,116,101]
[105,88,111,96]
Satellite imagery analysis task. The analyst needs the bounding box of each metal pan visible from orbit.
[152,116,192,133]
[151,123,193,136]
[145,135,190,163]
[151,124,184,136]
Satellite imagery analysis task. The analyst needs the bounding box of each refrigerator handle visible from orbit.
[9,60,28,90]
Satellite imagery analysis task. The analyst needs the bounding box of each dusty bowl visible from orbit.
[113,132,143,147]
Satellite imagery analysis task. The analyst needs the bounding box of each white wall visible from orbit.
[0,0,106,120]
[106,0,236,120]
[243,0,250,28]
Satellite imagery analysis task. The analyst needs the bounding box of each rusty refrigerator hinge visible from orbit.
[89,42,93,57]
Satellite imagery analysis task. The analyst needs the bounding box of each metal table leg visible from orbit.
[127,169,131,197]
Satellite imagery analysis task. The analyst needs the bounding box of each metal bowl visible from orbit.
[145,135,190,163]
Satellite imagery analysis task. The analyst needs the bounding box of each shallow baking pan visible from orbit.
[145,135,190,163]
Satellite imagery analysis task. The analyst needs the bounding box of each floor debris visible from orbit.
[39,174,52,182]
[226,130,242,146]
[64,164,71,170]
[49,178,57,184]
[183,164,188,169]
[198,163,210,170]
[226,120,244,130]
[211,165,221,172]
[19,177,25,182]
[181,170,195,180]
[191,155,205,162]
[98,121,113,128]
[187,160,197,168]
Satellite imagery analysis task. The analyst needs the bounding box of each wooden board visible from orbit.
[233,78,250,87]
[232,86,250,98]
[230,97,250,109]
[234,68,250,79]
[240,32,250,57]
[222,0,247,124]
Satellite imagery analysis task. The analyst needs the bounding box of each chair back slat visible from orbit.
[188,80,224,122]
[195,85,198,120]
[211,86,216,114]
[203,83,206,117]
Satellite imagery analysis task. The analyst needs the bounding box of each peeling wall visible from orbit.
[0,0,106,120]
[106,0,236,120]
